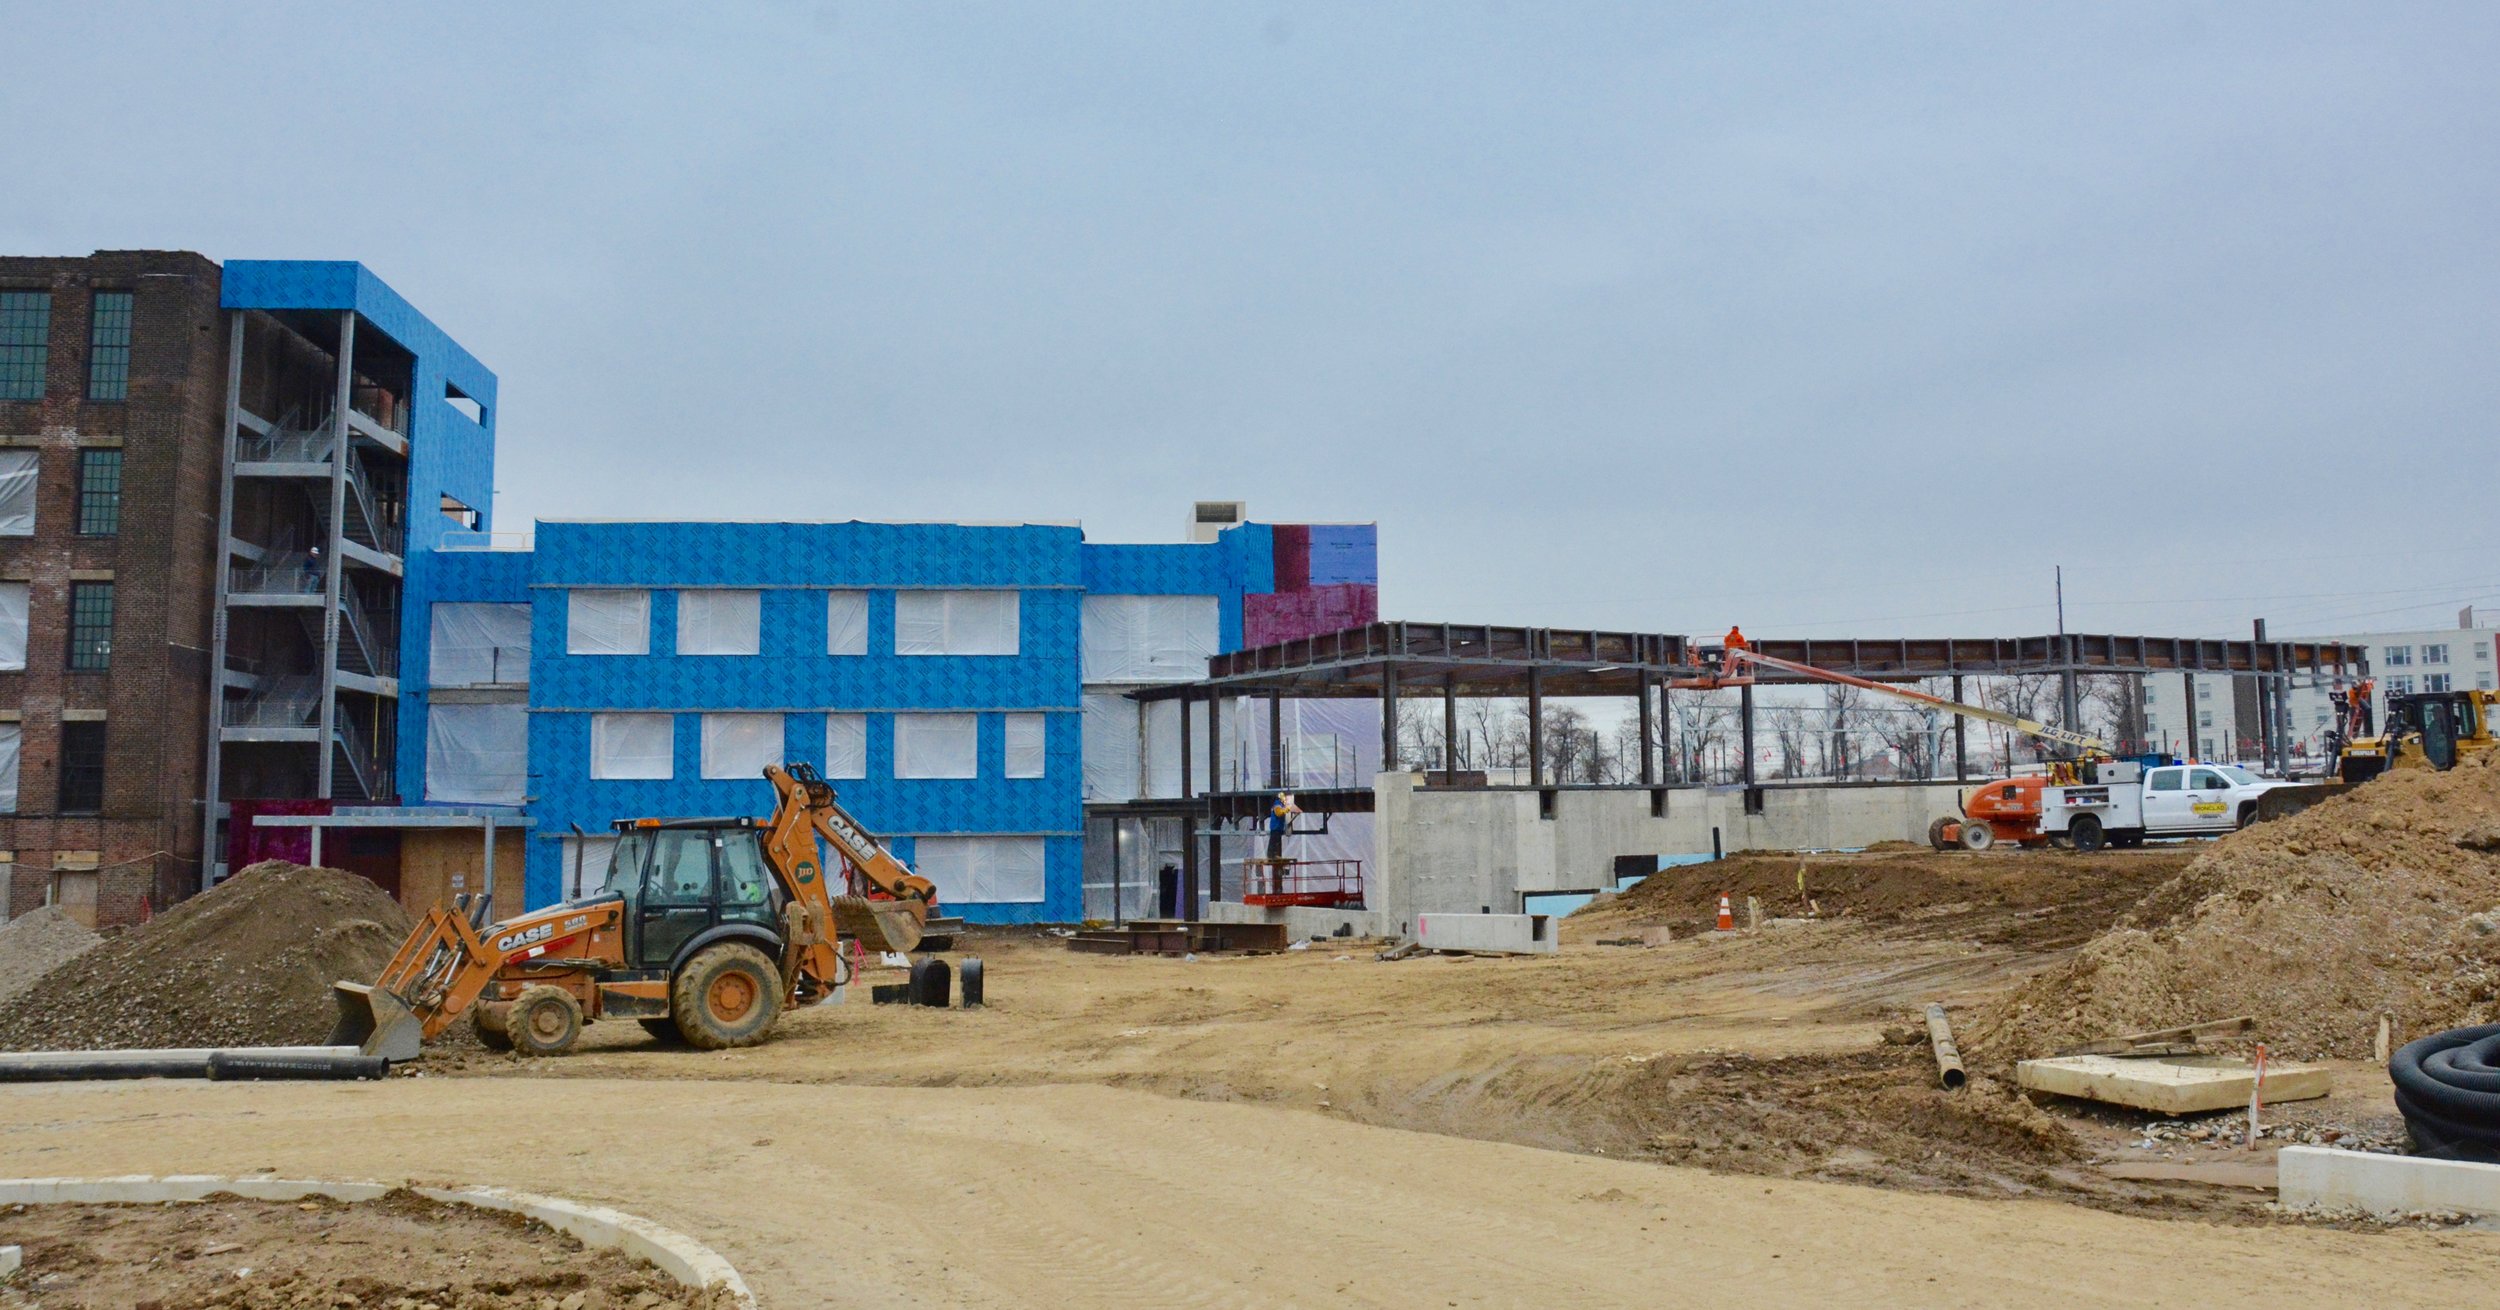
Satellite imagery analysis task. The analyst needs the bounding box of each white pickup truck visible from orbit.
[2040,760,2300,851]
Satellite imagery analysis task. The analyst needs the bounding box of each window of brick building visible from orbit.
[0,450,33,536]
[67,582,114,671]
[58,721,106,813]
[76,449,121,536]
[0,292,49,401]
[86,292,131,401]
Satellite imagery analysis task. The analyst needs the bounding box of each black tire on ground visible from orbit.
[1927,817,1955,852]
[1959,818,1996,852]
[671,943,785,1050]
[509,985,584,1057]
[2237,802,2259,830]
[2069,813,2107,853]
[915,958,953,1008]
[959,957,984,1009]
[472,1004,515,1053]
[637,1018,684,1044]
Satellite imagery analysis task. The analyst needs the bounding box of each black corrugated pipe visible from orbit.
[2389,1023,2500,1162]
[206,1051,390,1081]
[0,1057,210,1082]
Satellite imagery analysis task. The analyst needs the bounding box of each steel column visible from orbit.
[1636,676,1655,786]
[1443,677,1458,778]
[316,311,356,799]
[1268,696,1283,789]
[1951,674,1968,781]
[1380,661,1399,773]
[1206,694,1223,902]
[1526,666,1544,785]
[2183,670,2199,758]
[1740,683,1756,787]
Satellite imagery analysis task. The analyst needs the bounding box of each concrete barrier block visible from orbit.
[1414,913,1557,955]
[2279,1146,2500,1219]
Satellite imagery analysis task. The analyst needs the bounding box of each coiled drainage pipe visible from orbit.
[2390,1023,2500,1162]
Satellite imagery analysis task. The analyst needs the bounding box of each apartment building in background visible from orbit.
[0,251,226,926]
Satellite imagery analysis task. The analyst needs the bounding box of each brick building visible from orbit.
[0,251,228,926]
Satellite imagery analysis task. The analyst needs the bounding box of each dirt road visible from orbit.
[3,1078,2489,1309]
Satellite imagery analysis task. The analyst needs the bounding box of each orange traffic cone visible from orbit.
[1715,894,1735,932]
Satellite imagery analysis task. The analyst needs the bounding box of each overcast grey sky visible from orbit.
[7,3,2494,640]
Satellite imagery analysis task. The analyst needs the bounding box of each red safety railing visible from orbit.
[1242,858,1366,908]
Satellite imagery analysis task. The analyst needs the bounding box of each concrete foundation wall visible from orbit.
[1372,773,1966,930]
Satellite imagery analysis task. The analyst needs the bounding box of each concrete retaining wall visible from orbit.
[1415,912,1558,955]
[1371,774,1966,931]
[2279,1146,2500,1219]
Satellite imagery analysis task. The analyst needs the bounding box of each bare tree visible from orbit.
[1670,691,1736,783]
[1766,704,1811,779]
[1815,684,1866,780]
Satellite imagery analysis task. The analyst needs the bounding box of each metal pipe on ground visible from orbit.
[1926,1004,1968,1090]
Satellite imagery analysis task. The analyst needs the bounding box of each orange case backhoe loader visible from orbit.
[331,763,940,1059]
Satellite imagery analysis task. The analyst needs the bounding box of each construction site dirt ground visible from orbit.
[5,844,2493,1306]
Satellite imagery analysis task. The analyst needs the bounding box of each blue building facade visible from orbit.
[403,517,1370,923]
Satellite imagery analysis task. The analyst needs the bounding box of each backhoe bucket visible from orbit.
[833,895,926,954]
[329,982,425,1063]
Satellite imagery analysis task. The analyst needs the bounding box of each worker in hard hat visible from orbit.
[1265,791,1300,863]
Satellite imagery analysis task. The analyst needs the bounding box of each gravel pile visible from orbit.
[0,906,101,1007]
[0,861,410,1052]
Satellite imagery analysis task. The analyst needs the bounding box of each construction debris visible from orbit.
[0,907,100,1007]
[1925,1003,1966,1090]
[0,862,410,1053]
[2056,1016,2255,1058]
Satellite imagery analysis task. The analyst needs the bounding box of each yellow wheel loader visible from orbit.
[331,763,942,1060]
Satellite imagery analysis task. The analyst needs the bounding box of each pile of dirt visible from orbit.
[0,907,101,1006]
[0,1190,737,1309]
[1973,752,2500,1062]
[0,862,410,1052]
[1567,846,2192,951]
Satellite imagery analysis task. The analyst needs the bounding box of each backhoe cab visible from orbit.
[331,762,940,1060]
[2339,689,2498,784]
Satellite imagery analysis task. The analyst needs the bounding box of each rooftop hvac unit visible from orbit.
[1189,500,1245,543]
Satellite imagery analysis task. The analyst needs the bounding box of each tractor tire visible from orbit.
[2237,802,2259,830]
[472,1004,516,1053]
[1927,817,1955,852]
[1959,818,1997,852]
[508,985,584,1057]
[913,957,953,1009]
[2068,813,2107,853]
[637,1018,685,1045]
[672,943,785,1050]
[959,957,985,1009]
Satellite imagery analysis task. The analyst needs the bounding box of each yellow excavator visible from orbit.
[331,763,943,1059]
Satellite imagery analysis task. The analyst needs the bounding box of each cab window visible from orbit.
[2148,768,2182,792]
[646,830,714,907]
[2190,768,2229,790]
[717,830,773,908]
[601,832,651,899]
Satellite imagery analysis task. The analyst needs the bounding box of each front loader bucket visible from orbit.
[833,895,926,954]
[329,982,425,1063]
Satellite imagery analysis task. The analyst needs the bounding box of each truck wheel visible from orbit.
[473,1003,515,1053]
[509,985,584,1057]
[1927,817,1955,851]
[2068,814,2107,853]
[2236,802,2258,830]
[1958,819,1996,851]
[672,943,785,1049]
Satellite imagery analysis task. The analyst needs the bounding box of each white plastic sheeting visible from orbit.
[0,582,26,672]
[677,590,761,656]
[567,589,650,655]
[825,591,869,656]
[1082,694,1141,802]
[429,602,531,686]
[425,703,527,804]
[701,712,783,780]
[0,451,34,536]
[590,712,674,779]
[0,723,18,813]
[826,713,867,779]
[895,590,1018,656]
[1005,713,1046,779]
[894,713,978,778]
[1082,695,1236,801]
[913,835,1045,904]
[1081,595,1219,683]
[1235,698,1383,790]
[560,835,619,901]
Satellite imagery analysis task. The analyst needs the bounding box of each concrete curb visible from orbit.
[0,1175,754,1306]
[2278,1146,2500,1221]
